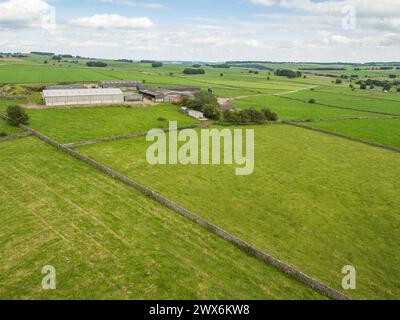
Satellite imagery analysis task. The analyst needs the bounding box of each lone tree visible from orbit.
[6,105,29,126]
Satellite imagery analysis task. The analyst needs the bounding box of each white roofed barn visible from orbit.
[42,88,125,107]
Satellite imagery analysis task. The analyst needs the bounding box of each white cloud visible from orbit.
[69,14,154,29]
[0,0,51,27]
[249,0,400,17]
[98,0,165,10]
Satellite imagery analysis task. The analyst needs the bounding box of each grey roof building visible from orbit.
[42,88,125,107]
[100,80,142,89]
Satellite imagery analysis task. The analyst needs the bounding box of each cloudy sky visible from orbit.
[0,0,399,62]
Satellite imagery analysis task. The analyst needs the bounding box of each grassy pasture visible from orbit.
[307,118,400,149]
[0,64,117,84]
[283,89,400,115]
[27,104,198,144]
[320,86,400,102]
[78,125,400,300]
[0,119,21,135]
[0,137,322,300]
[231,95,377,120]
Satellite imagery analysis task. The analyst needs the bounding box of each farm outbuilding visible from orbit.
[138,89,165,102]
[42,88,125,106]
[46,84,86,90]
[100,80,143,90]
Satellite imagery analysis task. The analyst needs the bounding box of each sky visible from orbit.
[0,0,399,62]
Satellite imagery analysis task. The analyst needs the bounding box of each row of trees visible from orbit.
[183,68,206,75]
[275,69,302,78]
[86,61,108,67]
[223,108,278,123]
[181,91,279,123]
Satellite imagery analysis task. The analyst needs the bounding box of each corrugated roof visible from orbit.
[100,80,141,84]
[43,88,123,97]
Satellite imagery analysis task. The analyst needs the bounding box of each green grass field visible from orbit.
[306,118,400,149]
[283,89,400,115]
[231,95,377,120]
[77,125,400,300]
[0,137,322,299]
[2,56,400,300]
[0,119,22,135]
[27,104,199,144]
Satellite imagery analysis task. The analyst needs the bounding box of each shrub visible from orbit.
[360,84,367,90]
[309,99,316,104]
[335,79,343,84]
[190,91,218,111]
[0,132,7,137]
[202,104,221,120]
[261,108,279,122]
[152,62,163,68]
[157,117,167,122]
[6,105,29,126]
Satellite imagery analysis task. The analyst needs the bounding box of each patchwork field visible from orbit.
[78,125,400,300]
[283,89,400,115]
[1,55,400,300]
[0,138,322,299]
[26,105,199,144]
[231,95,377,120]
[307,118,400,149]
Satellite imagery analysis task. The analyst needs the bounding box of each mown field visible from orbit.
[78,125,400,300]
[0,138,322,299]
[25,104,199,144]
[307,118,400,149]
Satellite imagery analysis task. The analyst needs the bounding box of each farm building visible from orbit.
[139,86,200,102]
[124,93,143,102]
[139,89,165,102]
[46,84,86,90]
[100,80,142,89]
[188,110,207,120]
[42,88,125,106]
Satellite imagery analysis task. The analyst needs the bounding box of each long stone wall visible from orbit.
[277,95,400,117]
[282,121,400,154]
[19,123,351,300]
[64,124,200,149]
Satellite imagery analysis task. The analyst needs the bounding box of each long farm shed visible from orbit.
[42,88,125,107]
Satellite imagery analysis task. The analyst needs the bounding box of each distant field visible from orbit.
[27,104,198,144]
[283,89,400,115]
[0,138,321,299]
[78,125,400,300]
[0,65,115,84]
[319,86,400,102]
[231,95,377,120]
[307,118,400,149]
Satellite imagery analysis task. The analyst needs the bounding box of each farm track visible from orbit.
[16,122,350,301]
